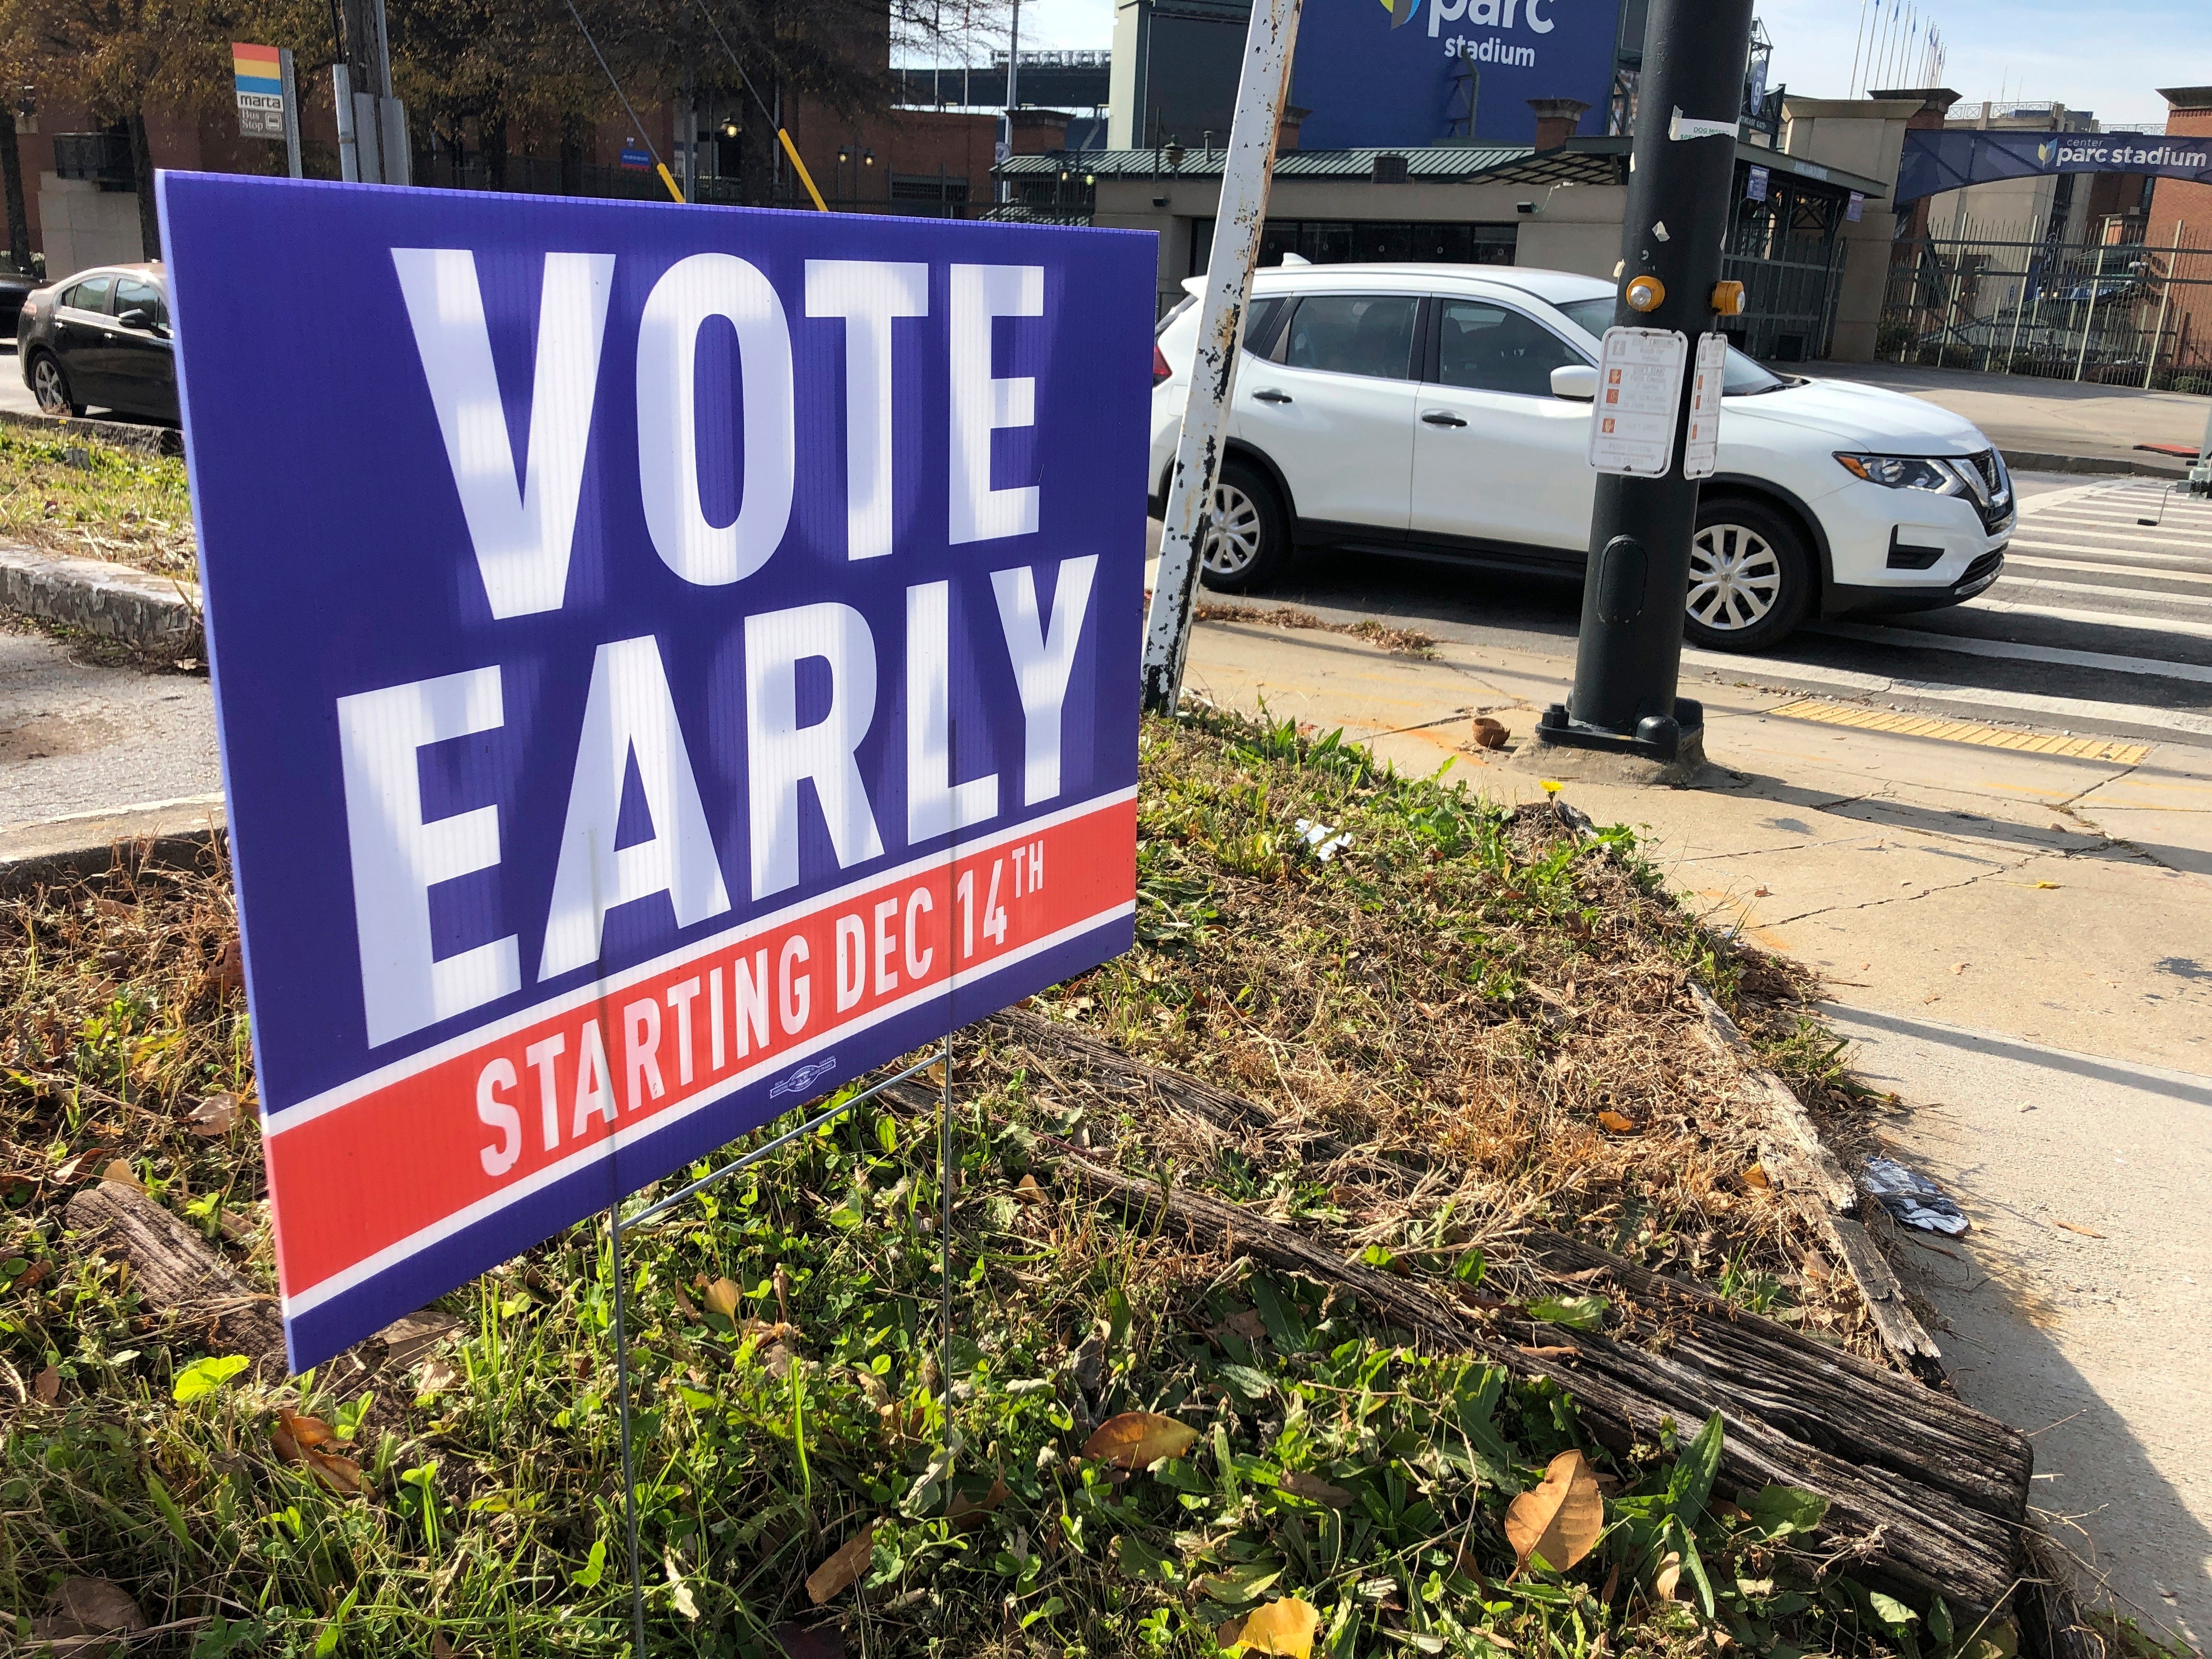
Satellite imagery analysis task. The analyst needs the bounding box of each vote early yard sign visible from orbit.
[158,174,1155,1372]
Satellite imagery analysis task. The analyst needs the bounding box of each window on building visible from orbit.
[1189,219,1516,275]
[1278,295,1419,380]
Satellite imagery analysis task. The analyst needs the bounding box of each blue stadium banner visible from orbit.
[157,173,1153,1370]
[1292,0,1622,149]
[1897,128,2212,205]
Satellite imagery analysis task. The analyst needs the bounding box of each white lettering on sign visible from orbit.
[1587,327,1688,478]
[806,260,930,562]
[1684,332,1727,481]
[636,252,796,587]
[744,603,886,900]
[336,665,522,1047]
[906,580,1000,843]
[392,250,614,620]
[949,263,1043,544]
[992,555,1098,804]
[538,636,732,981]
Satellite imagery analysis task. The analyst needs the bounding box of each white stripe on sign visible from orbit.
[264,783,1137,1135]
[280,896,1137,1318]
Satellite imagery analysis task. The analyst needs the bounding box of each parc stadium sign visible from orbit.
[1895,127,2212,204]
[160,174,1153,1370]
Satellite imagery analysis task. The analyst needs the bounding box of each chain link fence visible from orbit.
[1881,230,2212,394]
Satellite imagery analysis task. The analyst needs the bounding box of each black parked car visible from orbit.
[0,269,37,334]
[16,262,176,424]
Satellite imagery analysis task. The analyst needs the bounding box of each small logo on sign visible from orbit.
[771,1057,839,1099]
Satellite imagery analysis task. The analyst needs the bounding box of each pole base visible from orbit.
[1515,700,1711,788]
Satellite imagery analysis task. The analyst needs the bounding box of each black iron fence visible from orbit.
[1881,231,2212,394]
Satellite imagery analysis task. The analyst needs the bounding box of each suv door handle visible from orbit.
[1421,409,1468,427]
[1251,388,1292,404]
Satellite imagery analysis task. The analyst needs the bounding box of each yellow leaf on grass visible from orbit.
[805,1522,879,1605]
[1504,1449,1604,1573]
[100,1159,142,1191]
[1595,1110,1640,1135]
[1654,1549,1683,1600]
[703,1278,743,1321]
[1080,1412,1201,1469]
[1743,1163,1772,1190]
[1218,1596,1319,1657]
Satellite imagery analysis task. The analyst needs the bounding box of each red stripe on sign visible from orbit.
[264,797,1135,1306]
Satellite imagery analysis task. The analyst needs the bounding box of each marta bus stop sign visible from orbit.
[158,174,1154,1370]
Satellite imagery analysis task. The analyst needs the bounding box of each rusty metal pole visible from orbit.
[1137,0,1304,716]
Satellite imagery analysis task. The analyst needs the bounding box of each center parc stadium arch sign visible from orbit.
[1895,128,2212,204]
[159,173,1153,1370]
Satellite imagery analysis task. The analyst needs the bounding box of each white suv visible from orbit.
[1150,263,2016,652]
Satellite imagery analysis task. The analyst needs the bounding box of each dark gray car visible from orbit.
[16,262,177,423]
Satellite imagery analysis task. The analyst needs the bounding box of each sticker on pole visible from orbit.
[1683,332,1728,481]
[1587,326,1688,478]
[157,174,1155,1372]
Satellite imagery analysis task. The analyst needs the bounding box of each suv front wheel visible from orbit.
[1683,495,1814,653]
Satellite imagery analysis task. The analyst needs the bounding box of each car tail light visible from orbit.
[1153,342,1172,386]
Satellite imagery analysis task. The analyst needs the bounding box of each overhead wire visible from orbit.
[687,0,830,210]
[565,0,687,202]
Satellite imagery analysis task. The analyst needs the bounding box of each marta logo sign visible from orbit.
[159,174,1153,1370]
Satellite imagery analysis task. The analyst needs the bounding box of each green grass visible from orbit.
[0,420,195,580]
[2,713,1949,1657]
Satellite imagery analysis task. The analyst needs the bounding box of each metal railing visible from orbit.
[1881,228,2212,393]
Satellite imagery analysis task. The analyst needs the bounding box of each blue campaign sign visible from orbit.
[1291,0,1621,149]
[159,174,1153,1370]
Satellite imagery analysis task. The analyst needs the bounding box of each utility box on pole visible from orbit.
[1526,0,1754,780]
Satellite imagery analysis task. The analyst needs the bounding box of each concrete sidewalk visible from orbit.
[1812,360,2209,472]
[1181,611,2212,1640]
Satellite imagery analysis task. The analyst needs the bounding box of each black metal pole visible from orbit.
[1535,0,1754,765]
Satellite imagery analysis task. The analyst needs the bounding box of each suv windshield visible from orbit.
[1555,296,1791,394]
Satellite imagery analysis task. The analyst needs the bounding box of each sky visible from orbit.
[924,0,2208,129]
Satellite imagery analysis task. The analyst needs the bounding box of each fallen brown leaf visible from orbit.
[1223,1310,1268,1341]
[947,1475,1009,1525]
[1081,1411,1201,1469]
[1595,1110,1640,1135]
[1654,1548,1683,1600]
[1278,1470,1353,1507]
[1515,1345,1577,1358]
[49,1148,112,1185]
[1013,1173,1047,1203]
[33,1364,60,1404]
[1218,1596,1319,1657]
[416,1357,463,1395]
[1504,1449,1604,1573]
[184,1092,241,1136]
[432,1633,459,1659]
[99,1159,142,1191]
[703,1278,742,1321]
[805,1522,879,1605]
[2053,1220,2105,1239]
[1743,1162,1772,1190]
[270,1409,363,1494]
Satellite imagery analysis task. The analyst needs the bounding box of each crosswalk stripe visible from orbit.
[2007,537,2212,566]
[2005,552,2212,588]
[1968,595,2212,642]
[1994,574,2212,610]
[1808,618,2212,685]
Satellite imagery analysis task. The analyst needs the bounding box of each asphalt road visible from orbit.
[1188,472,2212,752]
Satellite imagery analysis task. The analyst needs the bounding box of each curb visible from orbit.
[0,405,182,457]
[0,794,227,895]
[1686,980,1949,1384]
[0,541,201,656]
[2001,447,2187,480]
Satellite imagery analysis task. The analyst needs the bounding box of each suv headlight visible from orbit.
[1835,453,1971,496]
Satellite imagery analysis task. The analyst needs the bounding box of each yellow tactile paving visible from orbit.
[1765,698,2150,765]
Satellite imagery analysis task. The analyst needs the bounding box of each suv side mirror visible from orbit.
[115,308,150,330]
[1550,364,1599,402]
